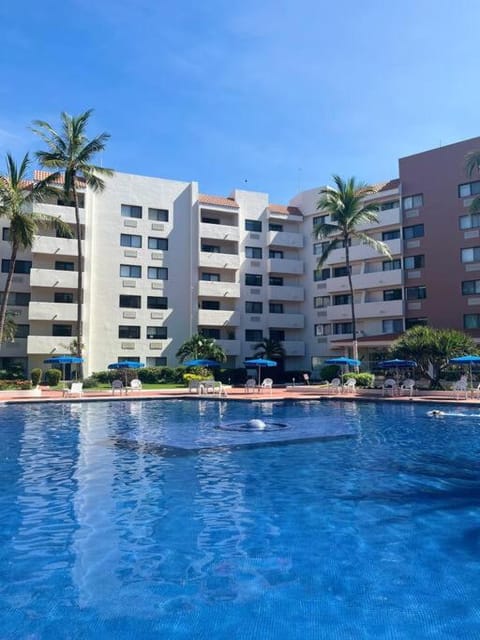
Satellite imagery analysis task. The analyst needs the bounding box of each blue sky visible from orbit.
[1,0,479,203]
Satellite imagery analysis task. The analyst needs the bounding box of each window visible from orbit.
[148,237,168,251]
[314,295,330,308]
[382,229,400,241]
[120,264,142,278]
[0,292,31,306]
[148,208,168,222]
[270,329,285,341]
[460,213,480,230]
[269,223,283,231]
[406,286,427,300]
[245,301,263,314]
[200,328,220,339]
[404,255,425,269]
[313,214,328,226]
[383,289,402,301]
[118,325,140,339]
[269,303,283,313]
[148,267,168,280]
[269,249,284,259]
[202,216,220,224]
[464,314,480,329]
[54,292,74,304]
[201,244,220,253]
[333,322,352,335]
[14,324,29,338]
[403,224,424,240]
[333,266,349,278]
[380,200,399,210]
[313,243,323,255]
[120,234,142,248]
[201,300,220,310]
[1,259,32,274]
[461,247,480,263]
[119,295,141,308]
[333,294,351,305]
[201,273,220,282]
[146,357,167,366]
[382,319,403,333]
[245,246,262,259]
[403,194,423,210]
[314,268,330,281]
[52,324,72,337]
[2,228,9,241]
[462,280,480,295]
[245,329,263,342]
[147,296,168,309]
[55,261,75,271]
[269,276,283,286]
[405,317,428,329]
[459,181,480,198]
[314,323,331,336]
[245,219,262,232]
[146,326,167,339]
[245,273,262,286]
[382,259,401,271]
[121,204,142,219]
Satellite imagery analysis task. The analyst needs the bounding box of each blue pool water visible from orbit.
[0,399,480,639]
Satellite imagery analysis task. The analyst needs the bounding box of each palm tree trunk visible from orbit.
[72,182,84,379]
[0,243,18,344]
[344,239,359,367]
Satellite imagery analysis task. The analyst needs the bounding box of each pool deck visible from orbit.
[1,384,480,406]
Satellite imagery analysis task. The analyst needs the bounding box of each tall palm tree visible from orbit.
[176,333,227,363]
[314,175,392,363]
[0,153,72,344]
[32,110,113,378]
[252,337,286,361]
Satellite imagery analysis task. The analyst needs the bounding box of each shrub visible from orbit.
[183,372,212,384]
[0,380,32,391]
[319,365,341,382]
[31,368,42,387]
[341,372,374,388]
[44,368,62,387]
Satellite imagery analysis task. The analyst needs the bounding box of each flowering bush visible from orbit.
[0,380,32,391]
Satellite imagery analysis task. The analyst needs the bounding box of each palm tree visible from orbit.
[0,153,72,344]
[32,110,113,378]
[252,337,286,361]
[176,333,227,363]
[314,175,392,363]
[465,150,480,212]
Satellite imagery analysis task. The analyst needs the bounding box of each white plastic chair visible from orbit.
[344,378,357,394]
[453,378,468,400]
[260,378,273,394]
[245,378,257,393]
[329,378,342,394]
[127,378,142,392]
[382,378,397,396]
[111,379,124,395]
[63,382,83,398]
[400,378,415,397]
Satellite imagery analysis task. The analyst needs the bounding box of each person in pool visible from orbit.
[427,409,445,418]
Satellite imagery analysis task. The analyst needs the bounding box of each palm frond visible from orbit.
[465,150,480,177]
[469,195,480,213]
[313,221,341,239]
[354,232,392,258]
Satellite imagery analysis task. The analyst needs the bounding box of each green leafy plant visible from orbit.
[341,372,374,388]
[30,368,42,386]
[44,368,62,386]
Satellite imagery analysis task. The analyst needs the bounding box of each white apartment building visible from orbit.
[0,170,402,377]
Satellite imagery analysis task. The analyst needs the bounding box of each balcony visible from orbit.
[268,285,304,301]
[267,230,303,248]
[32,235,81,256]
[282,340,306,357]
[30,268,78,289]
[199,222,239,242]
[198,281,240,298]
[30,202,85,226]
[27,335,72,354]
[356,207,401,230]
[215,339,241,356]
[326,269,403,293]
[29,301,78,322]
[326,300,403,322]
[268,258,304,275]
[199,252,240,270]
[268,313,304,329]
[197,309,240,326]
[327,238,401,264]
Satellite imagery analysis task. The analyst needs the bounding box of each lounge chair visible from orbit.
[382,378,397,396]
[260,378,273,394]
[344,378,357,394]
[244,378,257,393]
[111,379,124,395]
[127,378,142,392]
[63,382,83,398]
[329,378,342,394]
[400,378,415,397]
[188,380,203,393]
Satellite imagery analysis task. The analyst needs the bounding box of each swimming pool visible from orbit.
[0,399,479,639]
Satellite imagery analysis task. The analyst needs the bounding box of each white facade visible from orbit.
[0,170,402,376]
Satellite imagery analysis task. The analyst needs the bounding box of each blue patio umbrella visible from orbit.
[108,360,145,385]
[449,355,480,389]
[377,358,417,382]
[325,357,361,367]
[184,359,221,368]
[44,355,84,381]
[244,358,277,385]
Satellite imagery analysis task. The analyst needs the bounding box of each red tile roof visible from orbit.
[198,194,239,208]
[268,204,303,216]
[33,170,86,187]
[372,178,400,193]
